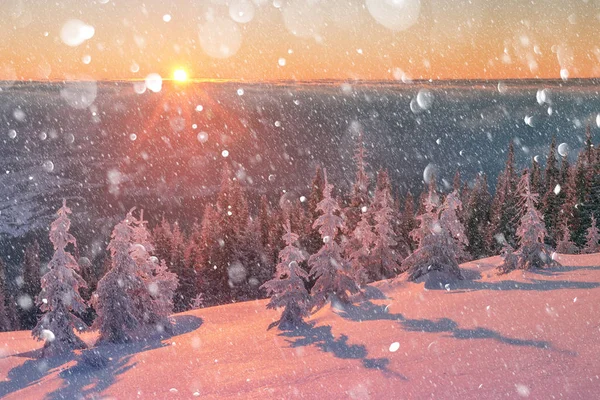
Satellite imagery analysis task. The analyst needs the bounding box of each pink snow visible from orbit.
[1,253,599,399]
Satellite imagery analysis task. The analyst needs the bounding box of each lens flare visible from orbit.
[173,69,188,82]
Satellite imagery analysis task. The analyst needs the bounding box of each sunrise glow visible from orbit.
[173,69,188,83]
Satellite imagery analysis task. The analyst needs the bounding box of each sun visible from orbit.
[173,68,188,82]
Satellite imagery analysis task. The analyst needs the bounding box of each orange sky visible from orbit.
[0,0,599,82]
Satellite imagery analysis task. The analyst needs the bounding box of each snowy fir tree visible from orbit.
[439,191,471,262]
[0,259,14,332]
[583,216,600,254]
[369,170,404,280]
[400,193,417,252]
[261,222,310,329]
[465,174,491,259]
[402,182,463,283]
[0,259,19,332]
[501,170,557,272]
[555,223,578,255]
[308,172,359,307]
[0,283,10,332]
[19,240,42,329]
[487,142,519,253]
[93,212,142,343]
[170,223,194,312]
[32,200,87,356]
[130,210,178,331]
[541,137,563,245]
[345,131,371,233]
[230,219,274,301]
[197,204,231,307]
[345,208,376,286]
[304,166,327,257]
[497,243,519,274]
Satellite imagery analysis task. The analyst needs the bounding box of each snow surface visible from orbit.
[1,253,599,399]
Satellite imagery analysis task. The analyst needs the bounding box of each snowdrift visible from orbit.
[1,253,599,399]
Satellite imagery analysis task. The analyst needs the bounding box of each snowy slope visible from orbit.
[1,253,599,399]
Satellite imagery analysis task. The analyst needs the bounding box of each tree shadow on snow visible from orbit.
[0,315,202,400]
[526,265,600,277]
[0,350,73,398]
[47,315,203,400]
[279,322,407,380]
[336,301,575,355]
[451,279,600,292]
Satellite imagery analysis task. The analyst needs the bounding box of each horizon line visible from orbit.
[2,77,599,85]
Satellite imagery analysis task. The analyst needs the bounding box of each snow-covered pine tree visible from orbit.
[498,243,519,274]
[345,131,371,233]
[556,223,579,254]
[32,200,87,356]
[197,204,231,307]
[583,216,600,254]
[559,162,580,244]
[465,174,491,258]
[261,221,310,329]
[503,170,557,271]
[171,222,195,311]
[93,212,141,343]
[20,240,42,329]
[309,171,359,307]
[370,170,404,280]
[402,181,463,283]
[130,210,178,331]
[345,208,376,286]
[0,258,13,332]
[231,219,274,301]
[0,282,10,332]
[305,166,326,257]
[487,142,519,253]
[22,240,41,303]
[439,191,471,262]
[530,156,543,198]
[541,137,563,245]
[400,193,417,252]
[152,217,173,267]
[0,259,19,332]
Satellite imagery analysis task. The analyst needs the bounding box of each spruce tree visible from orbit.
[556,223,578,254]
[530,157,543,199]
[170,223,194,312]
[487,142,519,253]
[261,222,310,329]
[232,219,274,301]
[369,170,404,280]
[572,127,595,245]
[152,217,173,268]
[308,172,359,307]
[500,170,557,272]
[541,137,562,245]
[440,191,471,262]
[305,166,326,257]
[345,208,376,285]
[0,259,13,332]
[465,174,491,258]
[400,193,417,252]
[0,282,10,332]
[32,201,87,355]
[583,216,600,254]
[130,210,178,330]
[402,181,463,282]
[258,195,273,255]
[20,240,42,329]
[197,204,231,306]
[345,132,371,233]
[93,213,141,343]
